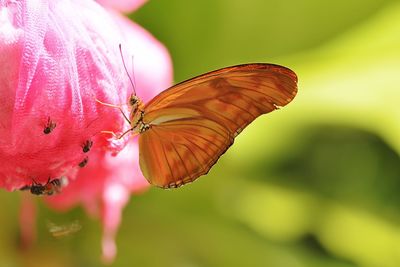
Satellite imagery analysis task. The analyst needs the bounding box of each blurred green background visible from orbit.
[1,0,400,266]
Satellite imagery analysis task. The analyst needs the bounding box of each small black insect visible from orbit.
[43,117,57,134]
[20,178,63,196]
[82,140,93,153]
[78,157,89,168]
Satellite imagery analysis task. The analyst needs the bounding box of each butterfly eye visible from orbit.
[129,95,138,106]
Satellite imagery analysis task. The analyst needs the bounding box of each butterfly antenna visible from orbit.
[131,55,137,93]
[119,44,137,96]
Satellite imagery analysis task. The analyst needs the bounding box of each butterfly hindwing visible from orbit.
[139,116,232,188]
[139,64,298,188]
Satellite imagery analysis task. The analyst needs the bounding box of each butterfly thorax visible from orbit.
[128,95,149,134]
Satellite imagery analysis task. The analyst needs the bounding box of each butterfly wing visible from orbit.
[139,116,233,188]
[139,64,298,188]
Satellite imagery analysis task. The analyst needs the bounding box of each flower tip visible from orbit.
[102,235,117,264]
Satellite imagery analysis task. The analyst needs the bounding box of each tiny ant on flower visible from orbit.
[43,117,56,134]
[20,177,66,196]
[78,157,89,168]
[82,140,93,153]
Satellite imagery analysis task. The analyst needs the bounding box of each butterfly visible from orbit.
[99,59,297,189]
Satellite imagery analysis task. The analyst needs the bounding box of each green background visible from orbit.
[1,0,400,266]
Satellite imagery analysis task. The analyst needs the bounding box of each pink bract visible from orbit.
[0,0,131,190]
[1,0,173,263]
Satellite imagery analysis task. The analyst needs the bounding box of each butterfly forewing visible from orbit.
[145,64,296,116]
[139,64,298,188]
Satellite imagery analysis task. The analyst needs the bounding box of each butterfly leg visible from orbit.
[100,128,134,139]
[95,99,131,124]
[100,130,121,139]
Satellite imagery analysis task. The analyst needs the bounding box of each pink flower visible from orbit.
[1,0,127,190]
[1,0,172,262]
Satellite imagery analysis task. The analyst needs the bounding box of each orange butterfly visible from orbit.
[99,62,297,189]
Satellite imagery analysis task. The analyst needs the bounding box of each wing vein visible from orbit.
[214,97,257,123]
[171,143,192,183]
[153,130,175,182]
[181,134,214,160]
[178,128,226,151]
[180,143,205,175]
[238,85,291,103]
[182,134,227,167]
[166,120,229,140]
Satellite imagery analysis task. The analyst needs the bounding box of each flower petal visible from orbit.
[96,0,147,13]
[0,0,132,190]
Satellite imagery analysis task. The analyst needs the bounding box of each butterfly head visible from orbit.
[129,95,139,107]
[128,94,144,113]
